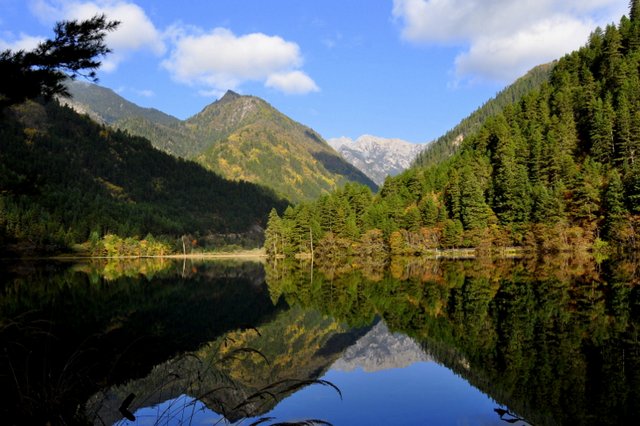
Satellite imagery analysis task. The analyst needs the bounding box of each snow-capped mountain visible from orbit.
[327,135,425,186]
[330,322,431,372]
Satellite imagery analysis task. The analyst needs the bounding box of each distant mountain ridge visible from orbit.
[328,135,425,185]
[65,82,377,202]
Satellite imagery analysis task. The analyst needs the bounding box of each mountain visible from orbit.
[0,100,287,253]
[328,135,425,185]
[188,91,377,201]
[265,6,640,255]
[331,321,431,372]
[413,62,554,169]
[64,83,377,202]
[63,81,199,158]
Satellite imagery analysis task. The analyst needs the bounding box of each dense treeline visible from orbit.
[0,100,287,254]
[268,6,640,256]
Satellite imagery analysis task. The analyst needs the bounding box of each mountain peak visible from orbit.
[328,135,425,186]
[65,81,376,202]
[220,90,241,102]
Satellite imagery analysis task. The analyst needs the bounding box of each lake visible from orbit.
[1,255,638,425]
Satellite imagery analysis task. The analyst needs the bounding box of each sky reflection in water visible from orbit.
[127,336,521,426]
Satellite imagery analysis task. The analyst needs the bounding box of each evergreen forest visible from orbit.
[266,6,640,257]
[0,100,287,254]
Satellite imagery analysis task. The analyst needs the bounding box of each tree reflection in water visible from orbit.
[1,255,639,425]
[265,254,640,426]
[0,259,285,425]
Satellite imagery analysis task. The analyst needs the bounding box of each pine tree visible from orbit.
[442,219,464,248]
[531,184,566,224]
[570,159,602,224]
[628,0,640,50]
[602,169,627,240]
[615,93,632,164]
[625,164,640,213]
[487,115,530,223]
[459,165,490,230]
[590,97,615,163]
[631,0,640,22]
[419,197,439,226]
[403,205,422,231]
[444,169,462,221]
[280,206,297,255]
[630,109,640,165]
[0,15,119,109]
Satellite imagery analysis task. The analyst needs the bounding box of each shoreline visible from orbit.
[20,249,269,262]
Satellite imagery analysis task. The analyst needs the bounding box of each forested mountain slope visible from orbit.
[66,85,377,202]
[0,100,287,253]
[64,81,199,158]
[414,62,554,169]
[188,91,377,201]
[266,5,640,256]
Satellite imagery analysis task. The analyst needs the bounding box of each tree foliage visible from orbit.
[0,101,287,253]
[0,14,119,109]
[268,4,640,257]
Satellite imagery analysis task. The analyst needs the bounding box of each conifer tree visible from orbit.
[615,93,632,164]
[590,97,615,163]
[488,115,525,223]
[442,219,464,248]
[459,165,490,230]
[570,159,602,224]
[419,198,439,226]
[628,1,640,50]
[444,169,462,221]
[403,205,422,231]
[624,165,640,213]
[0,15,119,108]
[631,0,640,22]
[602,169,627,240]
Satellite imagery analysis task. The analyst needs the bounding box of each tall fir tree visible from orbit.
[631,0,640,22]
[602,169,627,240]
[459,165,490,230]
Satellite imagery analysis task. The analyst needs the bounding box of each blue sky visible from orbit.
[0,0,629,143]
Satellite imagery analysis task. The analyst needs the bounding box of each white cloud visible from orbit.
[0,33,44,52]
[266,71,320,94]
[30,0,165,71]
[455,16,595,81]
[392,0,628,82]
[163,27,319,95]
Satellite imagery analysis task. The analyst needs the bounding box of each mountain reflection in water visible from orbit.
[0,255,638,425]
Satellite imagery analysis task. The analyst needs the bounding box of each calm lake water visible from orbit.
[1,256,638,425]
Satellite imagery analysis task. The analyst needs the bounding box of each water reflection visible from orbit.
[0,259,284,425]
[92,305,370,424]
[331,322,430,372]
[265,255,640,426]
[1,255,639,425]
